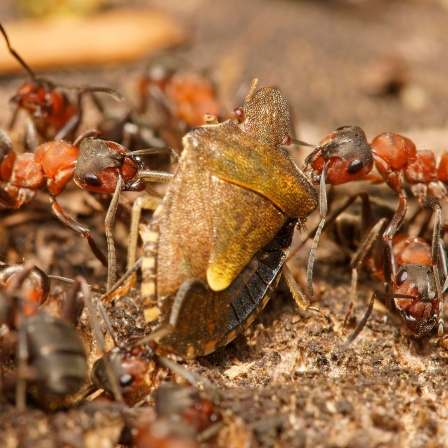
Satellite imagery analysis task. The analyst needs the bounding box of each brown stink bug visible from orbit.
[115,79,319,359]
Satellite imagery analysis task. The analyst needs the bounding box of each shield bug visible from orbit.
[117,79,319,359]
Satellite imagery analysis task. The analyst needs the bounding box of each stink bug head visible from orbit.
[235,85,290,146]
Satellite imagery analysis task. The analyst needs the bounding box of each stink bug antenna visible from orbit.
[0,23,36,81]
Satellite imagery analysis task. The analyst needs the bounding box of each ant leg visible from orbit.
[49,195,108,267]
[105,175,122,290]
[288,191,373,262]
[281,264,309,309]
[282,265,333,330]
[15,299,28,412]
[100,194,162,301]
[79,278,124,403]
[54,114,81,141]
[24,118,38,152]
[382,189,407,289]
[59,278,84,326]
[306,162,329,296]
[349,217,389,315]
[157,356,221,396]
[100,257,142,302]
[8,106,19,132]
[422,198,445,335]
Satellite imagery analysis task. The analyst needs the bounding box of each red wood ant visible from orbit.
[91,340,161,406]
[0,23,124,143]
[0,264,89,411]
[0,129,176,269]
[303,125,448,296]
[130,382,223,448]
[137,59,225,150]
[324,196,447,344]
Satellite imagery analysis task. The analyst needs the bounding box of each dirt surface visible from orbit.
[1,1,448,447]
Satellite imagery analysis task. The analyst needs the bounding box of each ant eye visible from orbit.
[233,107,244,122]
[347,159,364,175]
[120,374,135,387]
[396,269,408,286]
[84,173,101,187]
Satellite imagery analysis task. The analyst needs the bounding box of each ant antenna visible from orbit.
[290,138,317,149]
[0,23,36,80]
[340,294,375,347]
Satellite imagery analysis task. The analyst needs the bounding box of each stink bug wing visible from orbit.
[155,153,214,297]
[207,176,286,291]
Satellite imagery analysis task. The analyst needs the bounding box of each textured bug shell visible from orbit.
[141,84,318,358]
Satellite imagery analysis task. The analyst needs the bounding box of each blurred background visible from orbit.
[1,0,448,146]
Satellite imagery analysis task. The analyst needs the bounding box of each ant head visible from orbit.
[235,83,290,146]
[74,138,140,193]
[306,126,374,185]
[9,80,53,118]
[0,23,58,119]
[91,342,156,405]
[0,264,50,311]
[394,264,438,335]
[154,382,222,433]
